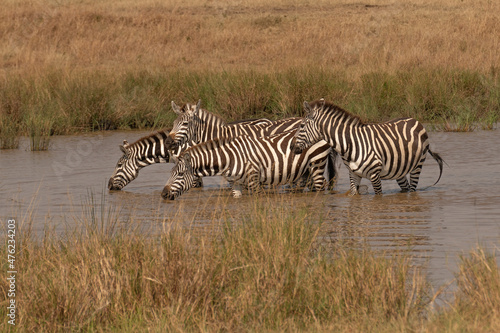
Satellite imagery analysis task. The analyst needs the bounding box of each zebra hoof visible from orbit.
[358,185,369,195]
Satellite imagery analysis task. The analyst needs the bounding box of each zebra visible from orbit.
[108,117,274,191]
[290,99,444,195]
[107,131,185,190]
[169,100,337,188]
[162,130,331,200]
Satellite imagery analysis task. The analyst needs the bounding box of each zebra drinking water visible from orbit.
[290,99,444,195]
[169,100,337,188]
[107,117,273,191]
[162,130,331,200]
[107,131,196,190]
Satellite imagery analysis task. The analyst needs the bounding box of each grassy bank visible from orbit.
[0,195,499,332]
[1,68,498,139]
[1,0,499,143]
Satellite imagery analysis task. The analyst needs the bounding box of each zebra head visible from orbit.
[161,152,195,200]
[170,99,202,149]
[291,100,324,154]
[108,140,139,190]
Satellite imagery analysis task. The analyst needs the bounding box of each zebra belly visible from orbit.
[346,157,406,180]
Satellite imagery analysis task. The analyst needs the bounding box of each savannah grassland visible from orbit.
[1,0,500,332]
[1,0,499,142]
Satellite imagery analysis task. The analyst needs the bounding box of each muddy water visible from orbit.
[1,129,499,291]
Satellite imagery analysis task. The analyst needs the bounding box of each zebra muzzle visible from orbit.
[161,185,176,200]
[108,178,122,191]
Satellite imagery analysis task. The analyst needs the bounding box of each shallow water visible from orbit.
[1,129,499,293]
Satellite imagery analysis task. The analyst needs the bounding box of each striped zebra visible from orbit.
[108,118,273,191]
[107,131,183,190]
[169,100,337,188]
[162,130,331,200]
[291,99,444,195]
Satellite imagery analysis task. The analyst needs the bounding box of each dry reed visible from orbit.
[0,0,499,139]
[0,192,499,331]
[0,193,431,332]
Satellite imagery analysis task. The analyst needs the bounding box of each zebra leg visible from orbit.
[246,172,263,195]
[348,171,362,196]
[326,149,338,191]
[298,169,311,189]
[409,155,427,192]
[396,177,410,192]
[309,161,327,191]
[243,163,263,196]
[231,184,243,198]
[370,172,383,195]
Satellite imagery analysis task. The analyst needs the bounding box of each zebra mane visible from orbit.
[310,100,364,125]
[179,103,228,125]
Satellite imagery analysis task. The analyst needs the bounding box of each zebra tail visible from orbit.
[428,148,445,187]
[326,149,338,191]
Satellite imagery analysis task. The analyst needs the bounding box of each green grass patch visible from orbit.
[0,68,498,141]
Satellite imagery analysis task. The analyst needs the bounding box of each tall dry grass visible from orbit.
[1,0,499,138]
[428,247,500,332]
[1,192,499,332]
[2,0,499,74]
[0,193,431,332]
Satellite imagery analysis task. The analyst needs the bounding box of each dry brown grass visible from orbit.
[0,0,498,137]
[2,0,499,76]
[0,194,431,332]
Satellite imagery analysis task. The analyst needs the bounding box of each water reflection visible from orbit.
[323,193,432,253]
[1,129,499,289]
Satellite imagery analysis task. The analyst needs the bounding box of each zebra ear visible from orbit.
[120,140,130,154]
[186,99,201,117]
[303,101,312,115]
[171,101,182,114]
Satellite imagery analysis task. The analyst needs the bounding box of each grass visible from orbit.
[0,0,499,143]
[429,247,500,332]
[0,69,498,139]
[25,112,53,151]
[0,193,499,332]
[0,113,20,149]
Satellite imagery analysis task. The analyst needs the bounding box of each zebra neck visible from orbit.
[133,131,171,165]
[323,116,362,157]
[197,111,227,143]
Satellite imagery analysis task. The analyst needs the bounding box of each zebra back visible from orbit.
[169,100,337,186]
[293,99,442,194]
[162,130,331,199]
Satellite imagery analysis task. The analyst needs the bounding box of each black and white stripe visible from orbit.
[108,117,277,191]
[169,100,303,146]
[107,131,181,190]
[170,100,337,187]
[291,99,444,195]
[162,130,331,200]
